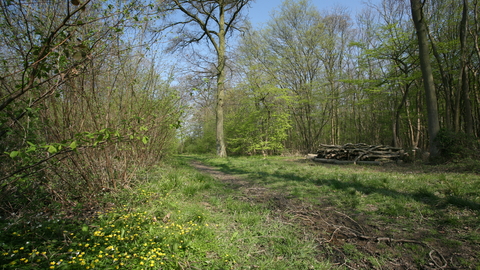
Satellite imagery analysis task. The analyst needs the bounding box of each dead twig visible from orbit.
[429,250,448,269]
[334,210,366,235]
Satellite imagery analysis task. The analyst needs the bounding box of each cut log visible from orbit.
[313,158,382,165]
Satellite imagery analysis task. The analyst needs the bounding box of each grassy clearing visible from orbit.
[197,155,480,215]
[1,155,479,269]
[193,155,480,268]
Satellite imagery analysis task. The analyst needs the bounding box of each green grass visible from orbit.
[193,155,480,268]
[0,157,329,269]
[196,155,480,214]
[1,155,479,269]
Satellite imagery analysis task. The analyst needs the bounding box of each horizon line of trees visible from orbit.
[180,0,480,159]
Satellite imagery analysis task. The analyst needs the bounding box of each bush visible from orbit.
[435,128,480,161]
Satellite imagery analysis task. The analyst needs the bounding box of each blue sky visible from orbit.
[247,0,375,26]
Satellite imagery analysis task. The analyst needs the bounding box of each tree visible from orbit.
[225,63,292,155]
[362,0,421,148]
[410,0,440,157]
[241,0,336,152]
[162,0,251,157]
[0,0,183,212]
[458,0,473,135]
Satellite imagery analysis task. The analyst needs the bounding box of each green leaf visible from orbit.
[9,151,20,158]
[47,145,57,154]
[142,136,149,145]
[26,144,37,153]
[69,140,78,150]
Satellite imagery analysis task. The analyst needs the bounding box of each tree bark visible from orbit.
[216,3,227,157]
[459,0,473,135]
[410,0,440,157]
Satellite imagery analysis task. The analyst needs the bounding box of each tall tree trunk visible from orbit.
[216,3,227,157]
[427,31,453,130]
[410,0,440,157]
[459,0,473,135]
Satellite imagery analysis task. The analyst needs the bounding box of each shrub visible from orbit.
[435,128,480,161]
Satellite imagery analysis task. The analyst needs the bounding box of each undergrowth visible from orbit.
[0,157,328,269]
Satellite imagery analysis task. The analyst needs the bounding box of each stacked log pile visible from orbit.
[315,143,406,165]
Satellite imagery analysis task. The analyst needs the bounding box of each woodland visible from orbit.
[1,0,480,250]
[1,0,480,268]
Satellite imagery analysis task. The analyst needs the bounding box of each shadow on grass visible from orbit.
[185,156,480,213]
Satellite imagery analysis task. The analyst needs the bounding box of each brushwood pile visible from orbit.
[316,143,406,164]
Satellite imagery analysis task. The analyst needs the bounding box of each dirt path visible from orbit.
[189,159,475,269]
[189,160,252,189]
[189,159,292,210]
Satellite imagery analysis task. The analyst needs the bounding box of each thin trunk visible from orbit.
[427,31,452,130]
[393,83,411,148]
[216,4,227,157]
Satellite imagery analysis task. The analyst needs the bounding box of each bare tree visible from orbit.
[162,0,251,157]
